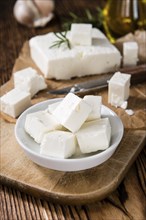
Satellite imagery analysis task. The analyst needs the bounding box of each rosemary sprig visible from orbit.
[49,32,71,49]
[62,7,104,31]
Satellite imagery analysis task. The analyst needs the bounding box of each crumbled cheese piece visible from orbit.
[40,130,77,159]
[25,111,62,143]
[120,101,128,109]
[108,72,131,107]
[0,88,31,118]
[14,67,47,97]
[70,23,92,46]
[29,28,121,80]
[70,86,76,93]
[52,93,92,133]
[125,109,134,116]
[76,118,111,154]
[123,42,138,67]
[83,95,102,121]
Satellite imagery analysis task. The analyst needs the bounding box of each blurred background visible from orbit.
[0,0,146,85]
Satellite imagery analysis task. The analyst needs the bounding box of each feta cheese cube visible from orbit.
[123,42,138,67]
[108,72,131,107]
[40,130,77,159]
[29,28,121,80]
[0,88,31,118]
[76,118,111,153]
[25,111,62,143]
[83,95,102,121]
[14,67,47,97]
[52,93,92,133]
[70,23,92,46]
[47,101,61,114]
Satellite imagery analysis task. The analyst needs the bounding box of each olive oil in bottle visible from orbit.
[103,0,146,43]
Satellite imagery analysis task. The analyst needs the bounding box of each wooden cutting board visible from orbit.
[0,42,146,205]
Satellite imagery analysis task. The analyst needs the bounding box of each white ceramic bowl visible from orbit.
[15,98,124,172]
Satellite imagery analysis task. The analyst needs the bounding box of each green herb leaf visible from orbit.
[49,32,71,49]
[62,7,104,31]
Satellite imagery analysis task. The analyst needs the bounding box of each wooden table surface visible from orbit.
[0,0,146,219]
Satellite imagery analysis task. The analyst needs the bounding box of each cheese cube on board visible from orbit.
[29,28,121,80]
[40,130,77,159]
[0,88,31,118]
[76,118,111,154]
[123,42,138,67]
[25,111,62,143]
[70,23,92,46]
[14,67,47,97]
[83,95,102,121]
[108,72,131,107]
[52,93,92,133]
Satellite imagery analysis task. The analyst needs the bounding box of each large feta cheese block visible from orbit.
[108,72,131,107]
[76,118,111,154]
[70,23,92,46]
[40,130,77,159]
[14,67,47,97]
[0,88,31,118]
[123,42,138,67]
[83,95,102,121]
[25,111,62,143]
[52,93,92,133]
[29,28,121,80]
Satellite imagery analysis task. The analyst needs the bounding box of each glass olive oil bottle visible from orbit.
[103,0,146,43]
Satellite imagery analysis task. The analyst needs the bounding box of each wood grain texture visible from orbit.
[0,40,146,205]
[1,120,145,205]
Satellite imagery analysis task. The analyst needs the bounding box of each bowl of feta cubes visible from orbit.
[15,93,124,171]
